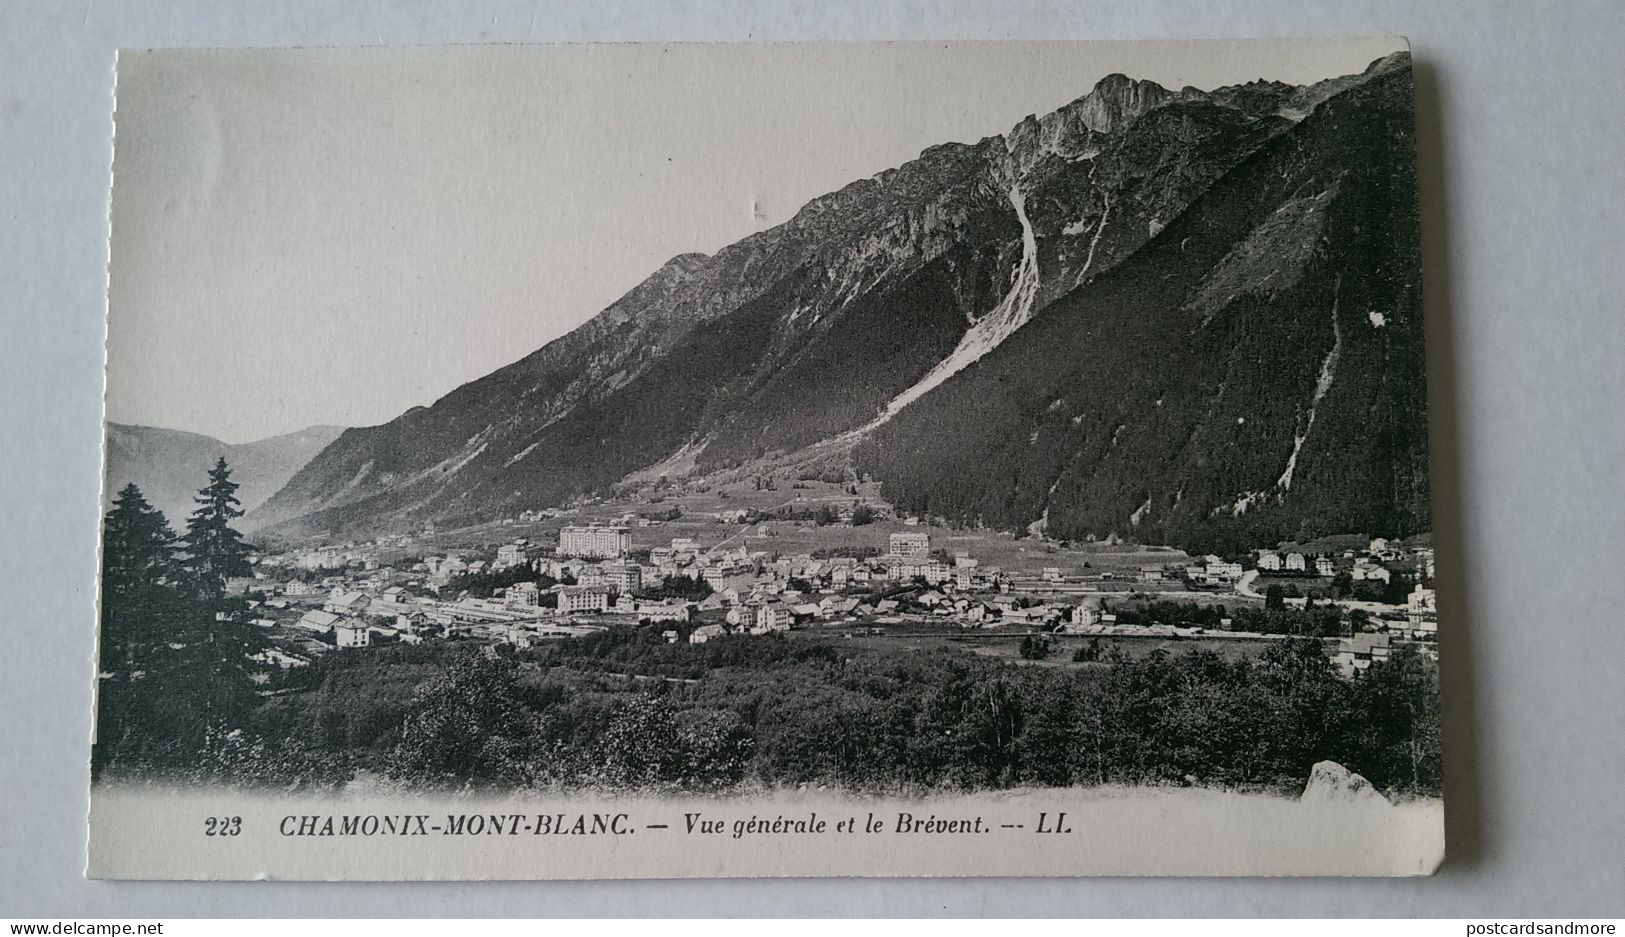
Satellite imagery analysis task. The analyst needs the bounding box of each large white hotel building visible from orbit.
[557,524,630,559]
[889,531,930,557]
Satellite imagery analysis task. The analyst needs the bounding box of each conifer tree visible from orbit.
[102,483,179,593]
[172,459,264,760]
[182,457,253,599]
[98,483,181,671]
[96,483,190,776]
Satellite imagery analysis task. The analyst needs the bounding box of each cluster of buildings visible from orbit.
[274,533,417,572]
[240,513,1440,676]
[1179,557,1247,585]
[272,581,602,660]
[253,527,1031,658]
[1253,538,1435,585]
[1248,537,1437,637]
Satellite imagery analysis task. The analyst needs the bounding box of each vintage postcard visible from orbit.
[91,38,1442,879]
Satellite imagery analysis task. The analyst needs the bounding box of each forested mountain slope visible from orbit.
[856,59,1426,552]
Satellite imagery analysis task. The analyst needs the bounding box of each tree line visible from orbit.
[131,621,1440,799]
[95,459,268,780]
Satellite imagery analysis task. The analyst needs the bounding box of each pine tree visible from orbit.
[171,459,264,765]
[102,483,179,594]
[96,484,191,776]
[182,457,253,599]
[98,483,181,671]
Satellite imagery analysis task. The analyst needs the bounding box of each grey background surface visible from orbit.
[2,0,1622,918]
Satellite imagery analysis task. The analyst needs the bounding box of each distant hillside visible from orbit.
[249,51,1426,553]
[103,423,345,528]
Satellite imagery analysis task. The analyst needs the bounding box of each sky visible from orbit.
[105,38,1402,443]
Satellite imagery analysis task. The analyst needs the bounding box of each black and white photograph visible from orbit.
[88,38,1444,879]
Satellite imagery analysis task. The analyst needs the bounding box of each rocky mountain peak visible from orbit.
[1075,73,1175,132]
[999,73,1178,178]
[664,251,711,273]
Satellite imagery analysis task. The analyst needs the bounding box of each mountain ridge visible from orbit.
[104,422,346,528]
[248,51,1424,553]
